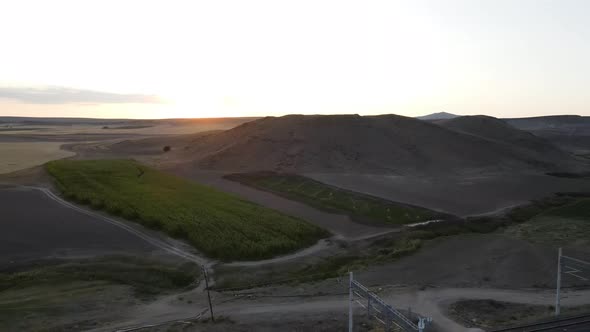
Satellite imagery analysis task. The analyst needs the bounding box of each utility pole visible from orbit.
[555,247,562,317]
[349,271,353,332]
[203,266,214,322]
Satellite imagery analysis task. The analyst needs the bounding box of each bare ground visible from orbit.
[0,186,206,268]
[307,173,590,216]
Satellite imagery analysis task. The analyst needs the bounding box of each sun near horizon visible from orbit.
[1,0,590,120]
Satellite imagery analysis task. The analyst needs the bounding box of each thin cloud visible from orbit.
[0,86,162,104]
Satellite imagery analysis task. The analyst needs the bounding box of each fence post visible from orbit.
[349,271,353,332]
[555,247,562,316]
[203,266,214,322]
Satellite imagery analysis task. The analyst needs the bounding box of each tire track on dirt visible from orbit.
[28,186,212,267]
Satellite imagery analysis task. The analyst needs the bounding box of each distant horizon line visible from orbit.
[0,112,587,121]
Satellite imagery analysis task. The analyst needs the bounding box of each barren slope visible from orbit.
[436,115,571,163]
[504,115,590,154]
[176,114,577,175]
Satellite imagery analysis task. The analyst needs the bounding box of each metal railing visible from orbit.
[348,272,432,331]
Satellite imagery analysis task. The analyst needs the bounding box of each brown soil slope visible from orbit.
[436,115,571,164]
[177,114,577,174]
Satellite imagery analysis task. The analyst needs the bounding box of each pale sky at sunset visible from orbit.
[1,0,589,119]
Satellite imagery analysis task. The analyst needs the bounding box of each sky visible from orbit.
[1,0,589,119]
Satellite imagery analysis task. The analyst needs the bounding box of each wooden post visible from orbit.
[203,266,214,322]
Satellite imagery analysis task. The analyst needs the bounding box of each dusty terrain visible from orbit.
[1,114,590,331]
[505,115,590,155]
[0,186,205,268]
[307,172,590,216]
[66,114,590,215]
[113,114,584,176]
[0,117,254,174]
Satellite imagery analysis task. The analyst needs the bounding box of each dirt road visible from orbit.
[88,285,590,332]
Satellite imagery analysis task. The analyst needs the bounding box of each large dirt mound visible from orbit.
[436,115,570,163]
[179,114,577,174]
[504,115,590,154]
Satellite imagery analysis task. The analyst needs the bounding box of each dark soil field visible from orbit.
[307,173,590,216]
[0,187,156,268]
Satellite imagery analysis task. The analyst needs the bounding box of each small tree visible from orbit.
[163,145,171,152]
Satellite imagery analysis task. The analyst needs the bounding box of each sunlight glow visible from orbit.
[1,0,589,118]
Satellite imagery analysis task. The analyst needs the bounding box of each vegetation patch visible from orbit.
[505,216,590,246]
[225,172,447,225]
[0,256,195,332]
[214,236,424,291]
[45,160,328,261]
[0,255,199,296]
[546,198,590,219]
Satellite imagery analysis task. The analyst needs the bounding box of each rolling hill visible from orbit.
[434,115,570,162]
[166,114,579,175]
[504,115,590,154]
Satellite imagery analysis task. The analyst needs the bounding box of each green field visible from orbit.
[45,160,328,261]
[505,197,590,245]
[0,256,198,332]
[546,198,590,219]
[0,256,199,296]
[225,172,444,225]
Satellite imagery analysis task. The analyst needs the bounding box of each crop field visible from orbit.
[45,160,328,261]
[225,172,445,225]
[0,142,74,174]
[505,197,590,246]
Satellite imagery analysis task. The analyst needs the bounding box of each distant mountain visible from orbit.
[416,112,458,121]
[162,114,580,175]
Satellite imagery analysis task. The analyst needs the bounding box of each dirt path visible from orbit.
[217,287,590,332]
[88,286,590,332]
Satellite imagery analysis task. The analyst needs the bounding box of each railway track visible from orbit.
[490,313,590,332]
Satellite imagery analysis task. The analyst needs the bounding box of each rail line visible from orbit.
[490,313,590,332]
